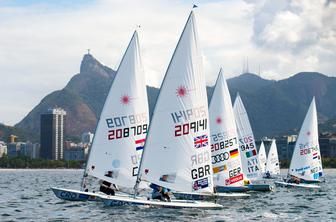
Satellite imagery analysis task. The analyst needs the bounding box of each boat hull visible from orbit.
[173,191,250,200]
[247,184,274,192]
[215,184,274,192]
[274,181,320,189]
[51,187,105,201]
[215,186,249,193]
[102,195,223,209]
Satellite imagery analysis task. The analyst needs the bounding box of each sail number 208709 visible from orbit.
[105,113,148,140]
[108,124,147,140]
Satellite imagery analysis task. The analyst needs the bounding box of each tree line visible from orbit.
[0,156,83,168]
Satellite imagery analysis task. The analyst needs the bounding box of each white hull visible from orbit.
[51,187,107,201]
[102,195,223,209]
[173,191,250,201]
[274,181,320,189]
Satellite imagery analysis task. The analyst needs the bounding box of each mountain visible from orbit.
[243,72,336,138]
[13,54,336,142]
[0,123,38,142]
[15,54,116,140]
[227,72,274,93]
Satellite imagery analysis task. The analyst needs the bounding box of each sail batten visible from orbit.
[288,98,323,181]
[138,11,213,194]
[209,69,244,187]
[84,31,149,189]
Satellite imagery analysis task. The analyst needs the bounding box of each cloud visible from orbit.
[0,0,335,125]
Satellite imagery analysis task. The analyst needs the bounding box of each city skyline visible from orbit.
[1,0,335,125]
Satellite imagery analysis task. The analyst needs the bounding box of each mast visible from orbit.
[134,10,196,195]
[135,8,213,194]
[233,93,261,180]
[84,30,149,190]
[288,97,322,181]
[209,68,244,187]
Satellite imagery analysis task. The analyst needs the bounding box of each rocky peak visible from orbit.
[80,53,110,78]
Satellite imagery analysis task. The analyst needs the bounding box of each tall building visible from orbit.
[40,108,66,160]
[7,142,21,158]
[64,144,89,161]
[8,134,17,143]
[31,143,41,159]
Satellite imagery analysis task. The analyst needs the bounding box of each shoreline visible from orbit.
[0,168,84,171]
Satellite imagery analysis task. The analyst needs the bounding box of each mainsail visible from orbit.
[265,140,280,175]
[138,11,213,193]
[258,142,267,174]
[233,94,261,180]
[209,69,244,187]
[288,98,323,181]
[84,31,149,189]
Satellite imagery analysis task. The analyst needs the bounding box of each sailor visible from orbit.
[286,175,300,184]
[265,171,271,178]
[99,171,118,195]
[150,175,171,202]
[244,179,251,185]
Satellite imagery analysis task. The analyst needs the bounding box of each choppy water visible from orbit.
[0,169,335,221]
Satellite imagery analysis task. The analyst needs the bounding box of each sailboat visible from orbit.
[258,141,267,175]
[101,11,222,208]
[173,69,250,199]
[264,139,280,178]
[233,93,273,191]
[275,98,323,189]
[52,30,150,201]
[208,69,248,193]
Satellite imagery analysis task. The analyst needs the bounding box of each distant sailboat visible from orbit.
[102,11,223,208]
[233,93,261,180]
[264,140,280,178]
[209,69,247,193]
[258,141,267,175]
[233,93,273,191]
[52,30,150,201]
[275,98,323,189]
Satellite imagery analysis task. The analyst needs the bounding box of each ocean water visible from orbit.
[0,169,335,221]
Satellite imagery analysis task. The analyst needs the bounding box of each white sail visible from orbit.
[138,11,213,194]
[209,69,244,187]
[265,140,280,175]
[85,31,149,188]
[233,94,261,180]
[258,142,267,174]
[289,98,323,181]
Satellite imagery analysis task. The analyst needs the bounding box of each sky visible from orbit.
[0,0,335,126]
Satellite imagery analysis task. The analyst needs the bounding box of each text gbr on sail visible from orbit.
[191,151,211,180]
